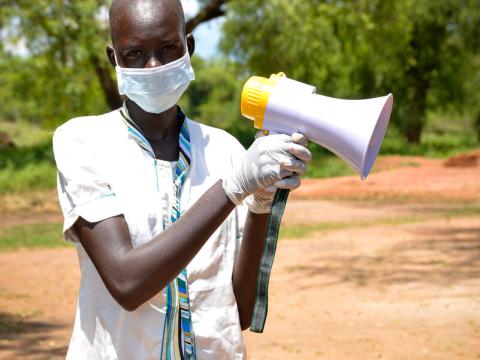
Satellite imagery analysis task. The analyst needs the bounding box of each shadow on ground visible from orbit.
[290,225,480,289]
[0,312,68,359]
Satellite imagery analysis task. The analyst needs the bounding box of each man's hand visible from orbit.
[222,133,312,209]
[245,132,312,214]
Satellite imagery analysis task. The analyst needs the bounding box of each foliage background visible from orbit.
[0,0,479,192]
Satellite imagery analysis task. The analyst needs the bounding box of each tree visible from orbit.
[0,0,230,125]
[0,0,116,124]
[221,0,480,143]
[186,0,231,33]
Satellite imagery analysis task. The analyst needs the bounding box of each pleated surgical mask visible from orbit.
[114,47,195,114]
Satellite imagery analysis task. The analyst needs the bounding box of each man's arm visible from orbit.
[75,180,235,311]
[75,134,309,312]
[230,133,311,330]
[232,212,269,330]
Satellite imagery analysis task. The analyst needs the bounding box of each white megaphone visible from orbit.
[241,73,394,179]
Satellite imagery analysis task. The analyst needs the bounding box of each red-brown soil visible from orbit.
[444,150,480,168]
[293,155,480,202]
[0,154,479,359]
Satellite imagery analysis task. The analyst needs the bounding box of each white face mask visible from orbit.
[114,48,195,114]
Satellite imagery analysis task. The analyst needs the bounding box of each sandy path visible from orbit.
[244,216,480,360]
[0,209,479,359]
[0,154,478,359]
[281,200,478,226]
[0,248,78,359]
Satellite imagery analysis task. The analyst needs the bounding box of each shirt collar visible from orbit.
[119,101,187,159]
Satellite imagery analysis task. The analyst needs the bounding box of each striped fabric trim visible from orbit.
[120,103,196,360]
[119,107,155,157]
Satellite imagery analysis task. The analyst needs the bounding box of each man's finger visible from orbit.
[288,143,312,163]
[279,158,307,174]
[274,176,301,190]
[291,132,308,147]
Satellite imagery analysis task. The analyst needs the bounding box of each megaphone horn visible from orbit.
[241,73,394,179]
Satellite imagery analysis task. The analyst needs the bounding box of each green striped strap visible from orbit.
[250,189,290,333]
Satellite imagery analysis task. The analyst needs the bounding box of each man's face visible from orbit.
[108,1,193,69]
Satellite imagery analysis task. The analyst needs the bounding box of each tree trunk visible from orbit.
[403,15,449,144]
[403,30,432,144]
[90,53,124,110]
[405,78,428,144]
[475,110,480,142]
[405,119,423,144]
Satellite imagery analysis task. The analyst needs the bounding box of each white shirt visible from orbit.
[53,109,249,360]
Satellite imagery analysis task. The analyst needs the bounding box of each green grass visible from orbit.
[0,204,479,252]
[305,155,355,178]
[280,204,480,239]
[0,161,57,194]
[280,215,425,239]
[0,223,69,252]
[380,113,479,157]
[381,132,479,158]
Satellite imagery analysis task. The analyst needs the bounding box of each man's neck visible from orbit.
[126,99,182,141]
[125,99,183,161]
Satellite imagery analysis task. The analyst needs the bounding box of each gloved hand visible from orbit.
[223,133,312,212]
[246,133,311,214]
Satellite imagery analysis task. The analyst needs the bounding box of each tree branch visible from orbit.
[186,0,231,33]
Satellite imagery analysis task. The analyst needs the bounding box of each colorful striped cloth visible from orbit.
[120,103,196,360]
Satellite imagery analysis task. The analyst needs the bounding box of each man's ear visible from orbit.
[106,45,117,67]
[186,33,195,57]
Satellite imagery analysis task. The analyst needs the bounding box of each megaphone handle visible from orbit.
[250,188,290,333]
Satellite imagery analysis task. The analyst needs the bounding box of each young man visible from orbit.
[53,0,311,359]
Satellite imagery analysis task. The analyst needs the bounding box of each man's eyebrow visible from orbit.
[116,35,182,50]
[158,37,183,44]
[116,39,142,49]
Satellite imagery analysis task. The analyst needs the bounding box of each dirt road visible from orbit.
[244,215,480,360]
[0,155,479,359]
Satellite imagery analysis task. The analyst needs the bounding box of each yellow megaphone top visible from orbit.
[241,73,285,129]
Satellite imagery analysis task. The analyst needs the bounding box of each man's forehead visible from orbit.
[133,1,160,24]
[110,0,185,38]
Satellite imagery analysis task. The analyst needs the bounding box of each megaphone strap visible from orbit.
[250,188,290,333]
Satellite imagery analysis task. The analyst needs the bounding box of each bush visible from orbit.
[0,139,56,194]
[0,161,57,194]
[0,141,54,169]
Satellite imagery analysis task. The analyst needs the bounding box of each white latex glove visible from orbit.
[246,133,311,214]
[223,133,312,211]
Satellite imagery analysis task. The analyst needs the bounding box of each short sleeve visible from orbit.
[53,124,123,242]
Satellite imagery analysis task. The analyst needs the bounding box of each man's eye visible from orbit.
[126,50,142,58]
[162,45,177,52]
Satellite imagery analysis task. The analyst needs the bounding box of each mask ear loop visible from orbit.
[113,48,121,68]
[184,36,191,58]
[112,48,126,96]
